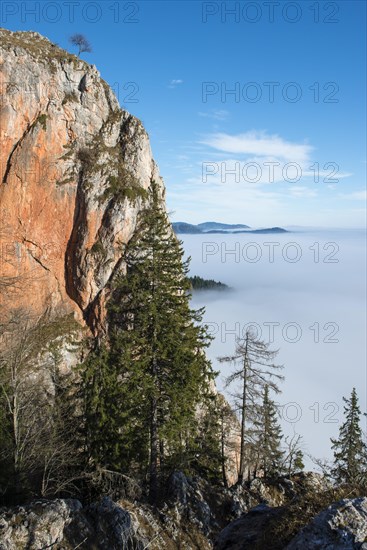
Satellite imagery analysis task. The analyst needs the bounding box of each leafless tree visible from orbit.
[282,432,305,476]
[218,328,284,484]
[69,34,92,56]
[0,309,83,502]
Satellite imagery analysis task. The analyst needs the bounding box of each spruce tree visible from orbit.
[255,385,284,478]
[84,181,215,502]
[81,344,129,471]
[189,394,223,483]
[331,387,367,485]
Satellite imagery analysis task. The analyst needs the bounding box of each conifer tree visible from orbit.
[254,385,284,478]
[83,181,215,502]
[331,387,367,485]
[81,344,128,471]
[293,449,305,473]
[189,394,223,483]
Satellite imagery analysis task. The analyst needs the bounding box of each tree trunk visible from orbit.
[159,439,164,477]
[238,338,248,485]
[149,393,159,505]
[221,417,228,487]
[149,319,159,506]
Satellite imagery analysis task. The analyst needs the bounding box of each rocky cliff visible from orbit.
[0,28,163,334]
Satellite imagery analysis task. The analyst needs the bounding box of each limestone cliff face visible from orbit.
[0,29,164,333]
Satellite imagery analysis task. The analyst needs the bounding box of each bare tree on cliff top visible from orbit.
[69,34,92,56]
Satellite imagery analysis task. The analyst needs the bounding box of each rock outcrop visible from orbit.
[214,497,367,550]
[1,471,366,549]
[0,497,150,549]
[214,504,283,550]
[0,471,291,549]
[0,495,211,550]
[286,497,367,550]
[0,29,164,334]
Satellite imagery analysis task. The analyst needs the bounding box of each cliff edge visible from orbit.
[0,28,164,334]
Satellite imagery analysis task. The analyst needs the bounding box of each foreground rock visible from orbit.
[214,504,283,549]
[0,471,313,549]
[214,496,367,550]
[1,471,365,550]
[164,471,312,540]
[0,498,138,550]
[286,497,367,550]
[0,496,210,549]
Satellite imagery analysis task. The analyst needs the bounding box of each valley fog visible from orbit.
[183,229,367,467]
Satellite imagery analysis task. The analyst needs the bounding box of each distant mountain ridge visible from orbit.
[172,222,288,234]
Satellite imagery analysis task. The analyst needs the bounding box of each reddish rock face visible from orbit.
[0,29,164,333]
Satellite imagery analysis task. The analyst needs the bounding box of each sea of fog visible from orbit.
[182,229,366,468]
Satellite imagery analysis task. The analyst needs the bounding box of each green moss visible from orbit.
[107,108,123,125]
[60,149,74,161]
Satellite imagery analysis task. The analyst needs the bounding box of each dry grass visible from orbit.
[254,483,367,549]
[0,28,88,73]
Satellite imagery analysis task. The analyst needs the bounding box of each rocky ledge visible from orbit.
[1,472,366,549]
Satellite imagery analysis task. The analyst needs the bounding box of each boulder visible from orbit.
[286,497,367,550]
[214,504,283,550]
[0,497,146,549]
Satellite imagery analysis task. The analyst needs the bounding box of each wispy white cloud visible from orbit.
[198,109,229,121]
[197,131,352,184]
[165,130,358,227]
[338,190,367,201]
[168,79,183,89]
[200,131,313,163]
[288,186,318,198]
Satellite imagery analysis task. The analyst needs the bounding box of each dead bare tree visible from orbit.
[218,328,284,484]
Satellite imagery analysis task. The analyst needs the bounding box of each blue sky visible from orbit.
[2,0,366,227]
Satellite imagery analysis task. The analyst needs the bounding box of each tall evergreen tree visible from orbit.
[254,385,284,478]
[331,388,367,485]
[190,394,223,484]
[81,344,128,472]
[83,181,215,502]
